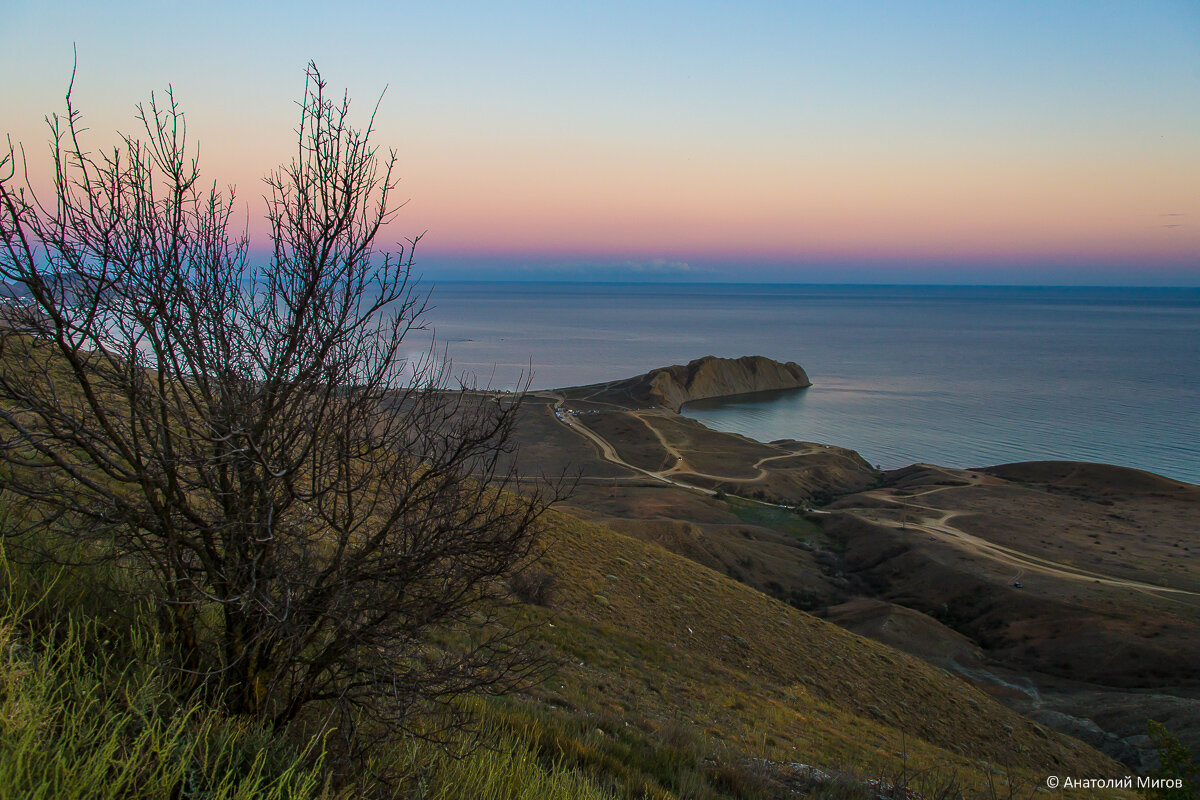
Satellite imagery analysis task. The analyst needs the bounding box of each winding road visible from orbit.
[840,489,1200,600]
[539,392,800,506]
[541,392,1198,600]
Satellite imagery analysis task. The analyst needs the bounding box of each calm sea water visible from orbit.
[412,283,1200,485]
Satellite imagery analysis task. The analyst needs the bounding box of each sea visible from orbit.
[409,283,1200,485]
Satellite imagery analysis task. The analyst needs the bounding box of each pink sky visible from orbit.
[4,2,1198,283]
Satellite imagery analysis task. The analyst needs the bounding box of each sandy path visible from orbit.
[843,499,1199,600]
[544,394,714,493]
[542,394,801,506]
[627,411,820,483]
[628,412,690,474]
[538,396,1195,600]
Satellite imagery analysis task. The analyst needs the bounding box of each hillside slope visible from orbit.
[815,462,1200,769]
[529,509,1127,787]
[0,334,1134,796]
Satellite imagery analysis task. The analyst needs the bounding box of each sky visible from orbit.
[3,1,1198,284]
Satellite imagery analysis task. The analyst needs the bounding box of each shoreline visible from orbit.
[509,359,1200,770]
[426,283,1200,486]
[545,355,1198,489]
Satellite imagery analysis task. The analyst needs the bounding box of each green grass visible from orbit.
[458,698,782,800]
[0,597,643,800]
[0,544,624,800]
[0,610,331,800]
[393,716,617,800]
[720,495,824,542]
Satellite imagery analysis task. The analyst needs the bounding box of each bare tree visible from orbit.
[0,62,561,739]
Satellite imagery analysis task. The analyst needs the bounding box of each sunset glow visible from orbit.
[4,1,1198,283]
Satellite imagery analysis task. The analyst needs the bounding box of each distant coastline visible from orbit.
[424,283,1200,484]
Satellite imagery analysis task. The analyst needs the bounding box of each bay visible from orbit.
[412,283,1200,484]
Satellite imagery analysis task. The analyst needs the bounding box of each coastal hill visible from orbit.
[512,356,875,507]
[561,355,811,411]
[504,357,1200,773]
[982,460,1200,501]
[822,461,1200,767]
[0,336,1132,799]
[0,333,1150,797]
[528,508,1126,786]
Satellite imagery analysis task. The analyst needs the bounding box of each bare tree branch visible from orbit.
[0,61,565,742]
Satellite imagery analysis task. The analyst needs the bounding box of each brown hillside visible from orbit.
[535,510,1125,784]
[982,460,1200,501]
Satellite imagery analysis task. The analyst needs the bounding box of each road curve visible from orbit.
[840,499,1199,600]
[541,393,800,507]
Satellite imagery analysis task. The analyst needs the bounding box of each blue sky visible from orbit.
[3,1,1199,283]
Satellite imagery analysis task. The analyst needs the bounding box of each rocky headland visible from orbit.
[562,354,811,412]
[505,355,1200,773]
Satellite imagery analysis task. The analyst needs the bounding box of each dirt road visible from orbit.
[541,393,798,506]
[842,497,1199,600]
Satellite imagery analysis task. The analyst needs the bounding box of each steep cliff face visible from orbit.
[644,355,812,411]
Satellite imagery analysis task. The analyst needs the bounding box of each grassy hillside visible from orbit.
[530,511,1125,784]
[0,332,1136,797]
[1,501,1137,799]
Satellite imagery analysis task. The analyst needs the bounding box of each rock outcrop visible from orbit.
[646,355,812,411]
[566,355,811,411]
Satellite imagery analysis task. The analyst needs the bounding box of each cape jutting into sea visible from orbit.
[409,283,1200,485]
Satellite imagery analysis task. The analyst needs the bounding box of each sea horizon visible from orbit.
[411,282,1200,485]
[422,278,1200,290]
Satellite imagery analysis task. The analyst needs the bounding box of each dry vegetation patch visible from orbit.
[530,510,1125,783]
